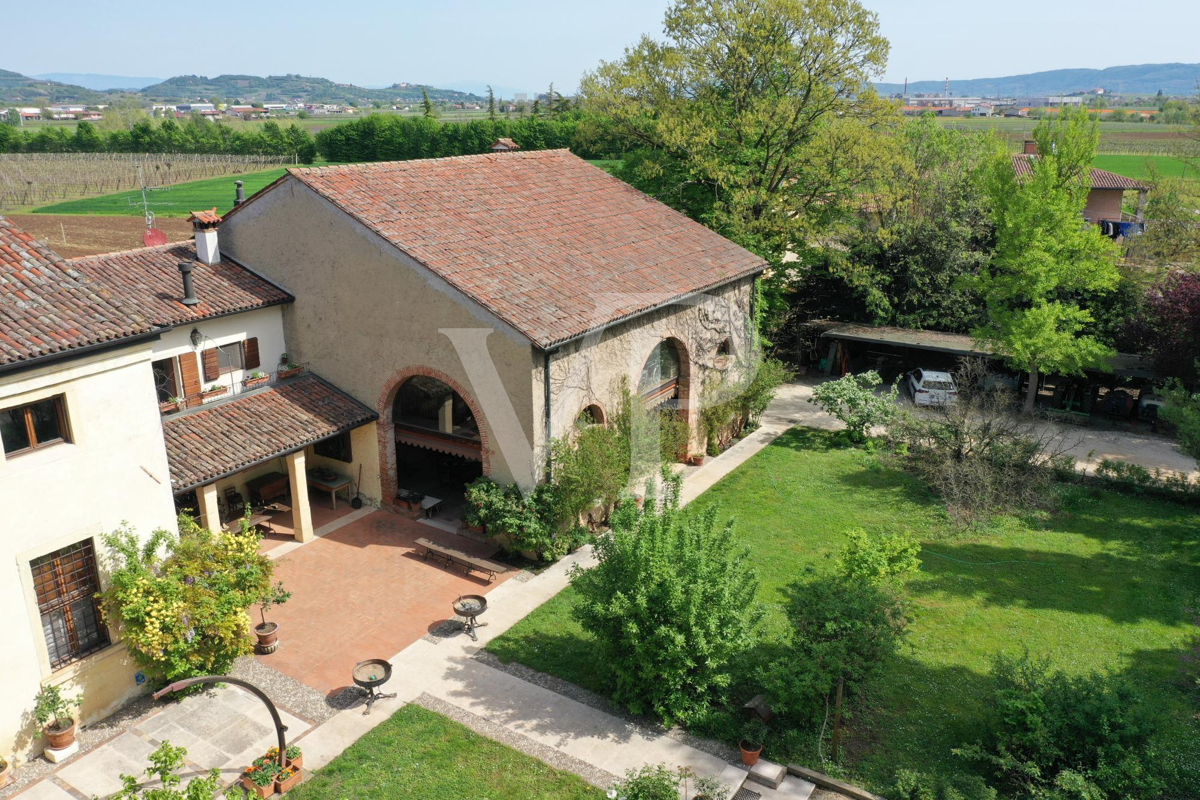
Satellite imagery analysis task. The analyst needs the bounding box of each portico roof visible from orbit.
[163,372,377,493]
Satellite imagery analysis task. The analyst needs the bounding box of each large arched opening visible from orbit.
[377,368,488,518]
[636,337,694,462]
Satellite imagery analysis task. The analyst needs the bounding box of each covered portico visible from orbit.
[163,372,378,543]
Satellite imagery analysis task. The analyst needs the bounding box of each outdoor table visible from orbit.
[307,471,352,510]
[421,495,443,518]
[224,513,270,533]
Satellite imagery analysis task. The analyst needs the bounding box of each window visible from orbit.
[152,357,180,403]
[576,404,606,429]
[638,340,682,398]
[1,396,69,456]
[716,338,732,357]
[31,540,109,669]
[217,342,244,372]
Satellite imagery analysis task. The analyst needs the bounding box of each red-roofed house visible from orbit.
[218,149,766,506]
[1013,141,1150,227]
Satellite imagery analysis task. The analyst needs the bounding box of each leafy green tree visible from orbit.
[421,88,436,118]
[1161,382,1200,464]
[808,370,899,442]
[570,481,762,725]
[582,0,893,272]
[972,106,1121,414]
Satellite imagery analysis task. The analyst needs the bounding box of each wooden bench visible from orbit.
[415,537,509,583]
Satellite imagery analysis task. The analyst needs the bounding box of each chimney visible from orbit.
[187,208,222,266]
[1023,140,1038,155]
[178,261,200,306]
[234,180,245,206]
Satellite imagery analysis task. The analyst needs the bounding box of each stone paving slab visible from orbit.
[53,733,154,799]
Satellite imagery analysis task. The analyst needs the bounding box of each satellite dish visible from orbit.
[143,228,168,247]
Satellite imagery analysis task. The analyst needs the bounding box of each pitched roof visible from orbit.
[284,150,767,347]
[162,372,377,492]
[0,214,158,368]
[67,241,291,330]
[1010,154,1150,191]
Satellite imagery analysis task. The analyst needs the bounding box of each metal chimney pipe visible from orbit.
[234,180,245,206]
[178,261,200,306]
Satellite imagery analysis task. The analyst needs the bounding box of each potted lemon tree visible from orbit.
[254,581,292,654]
[34,685,81,752]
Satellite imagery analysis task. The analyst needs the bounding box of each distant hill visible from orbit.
[877,63,1200,97]
[0,70,109,104]
[139,74,483,105]
[32,73,162,91]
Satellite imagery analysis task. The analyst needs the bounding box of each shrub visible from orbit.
[760,576,908,722]
[954,650,1162,799]
[570,481,763,725]
[701,357,793,452]
[100,515,276,686]
[610,764,729,800]
[33,684,80,730]
[659,409,692,463]
[809,371,899,442]
[835,528,921,586]
[891,769,997,800]
[552,422,629,524]
[1094,457,1200,500]
[889,359,1079,521]
[113,741,220,799]
[464,475,504,529]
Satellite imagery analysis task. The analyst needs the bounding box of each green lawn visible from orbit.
[286,704,601,799]
[31,167,292,217]
[1093,154,1200,182]
[488,428,1200,794]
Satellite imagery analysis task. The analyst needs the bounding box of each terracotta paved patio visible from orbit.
[252,510,514,696]
[256,494,354,554]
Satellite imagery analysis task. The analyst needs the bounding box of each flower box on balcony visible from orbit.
[278,364,305,380]
[244,374,270,390]
[159,399,184,414]
[200,385,227,400]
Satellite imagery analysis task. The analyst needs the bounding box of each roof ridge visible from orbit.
[64,238,193,264]
[289,148,572,175]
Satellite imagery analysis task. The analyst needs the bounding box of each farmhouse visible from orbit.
[216,149,765,514]
[1013,140,1150,228]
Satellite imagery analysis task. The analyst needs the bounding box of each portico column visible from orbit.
[196,483,222,533]
[286,450,314,543]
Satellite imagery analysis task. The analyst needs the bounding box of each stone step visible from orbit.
[747,758,787,789]
[749,776,818,800]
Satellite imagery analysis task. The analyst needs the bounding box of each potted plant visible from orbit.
[254,581,292,654]
[200,383,227,400]
[278,356,304,380]
[33,685,81,751]
[691,773,729,800]
[396,489,425,512]
[276,764,303,794]
[688,453,707,466]
[245,371,270,389]
[264,745,302,769]
[739,718,767,766]
[242,762,279,799]
[159,396,184,414]
[0,755,12,787]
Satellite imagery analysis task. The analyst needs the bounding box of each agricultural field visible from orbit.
[0,152,294,212]
[1093,153,1199,182]
[32,166,290,217]
[4,213,192,258]
[488,428,1200,795]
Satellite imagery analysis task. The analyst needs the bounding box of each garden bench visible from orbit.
[415,537,508,582]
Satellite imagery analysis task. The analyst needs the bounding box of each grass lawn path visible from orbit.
[488,428,1200,794]
[286,704,602,799]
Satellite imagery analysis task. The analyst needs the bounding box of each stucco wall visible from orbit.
[538,277,757,459]
[218,178,538,498]
[0,344,177,764]
[153,306,288,394]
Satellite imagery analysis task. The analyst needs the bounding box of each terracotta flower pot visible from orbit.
[159,400,182,414]
[255,621,279,654]
[689,454,707,466]
[45,720,76,750]
[245,376,270,390]
[242,775,274,799]
[276,767,303,794]
[0,759,12,787]
[287,752,303,770]
[278,366,305,380]
[200,387,227,401]
[739,739,762,767]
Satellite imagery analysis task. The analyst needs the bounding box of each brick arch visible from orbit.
[635,334,698,452]
[576,401,608,428]
[376,366,492,506]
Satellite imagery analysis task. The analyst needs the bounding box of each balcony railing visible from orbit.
[159,363,308,416]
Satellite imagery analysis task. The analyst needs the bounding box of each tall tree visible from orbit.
[487,85,497,121]
[581,0,893,266]
[421,88,436,119]
[972,107,1121,414]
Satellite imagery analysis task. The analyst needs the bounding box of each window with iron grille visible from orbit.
[31,540,109,669]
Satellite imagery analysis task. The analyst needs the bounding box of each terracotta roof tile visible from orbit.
[1011,154,1150,191]
[68,242,291,329]
[162,372,377,491]
[0,214,158,367]
[187,208,222,226]
[286,150,767,347]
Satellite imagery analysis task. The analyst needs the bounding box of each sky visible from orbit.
[5,0,1199,93]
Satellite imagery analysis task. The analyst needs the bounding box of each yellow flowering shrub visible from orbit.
[100,515,276,686]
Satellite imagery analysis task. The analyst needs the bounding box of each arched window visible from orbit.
[394,376,479,441]
[716,338,732,357]
[638,340,683,403]
[576,404,606,428]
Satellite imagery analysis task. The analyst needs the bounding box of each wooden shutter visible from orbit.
[243,337,260,370]
[202,348,219,382]
[179,352,202,399]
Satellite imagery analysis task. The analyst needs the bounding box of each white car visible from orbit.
[907,369,958,406]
